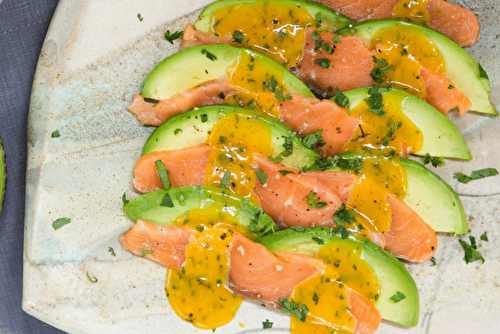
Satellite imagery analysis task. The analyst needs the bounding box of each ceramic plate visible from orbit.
[23,0,500,333]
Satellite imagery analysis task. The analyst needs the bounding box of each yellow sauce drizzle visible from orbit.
[317,240,380,303]
[211,1,314,67]
[392,0,430,25]
[347,153,407,234]
[343,91,423,156]
[290,267,355,334]
[166,207,245,329]
[372,24,445,99]
[226,50,290,118]
[204,111,273,202]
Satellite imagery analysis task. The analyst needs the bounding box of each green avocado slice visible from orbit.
[141,44,314,101]
[142,105,321,170]
[401,158,467,234]
[123,186,278,238]
[195,0,353,33]
[256,227,419,327]
[337,87,472,160]
[337,20,497,116]
[0,138,5,214]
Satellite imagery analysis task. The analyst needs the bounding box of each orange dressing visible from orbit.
[204,111,273,202]
[343,90,423,156]
[165,207,246,330]
[392,0,430,25]
[372,24,445,99]
[211,1,314,67]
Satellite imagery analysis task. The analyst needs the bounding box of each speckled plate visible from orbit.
[23,1,500,333]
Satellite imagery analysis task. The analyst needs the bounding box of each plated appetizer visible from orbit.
[119,0,495,333]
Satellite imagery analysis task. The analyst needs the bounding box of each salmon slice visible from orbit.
[383,195,437,262]
[313,0,478,47]
[253,154,355,228]
[127,78,240,126]
[294,31,375,95]
[119,220,192,269]
[133,145,212,193]
[181,23,233,49]
[348,288,383,334]
[228,233,320,308]
[279,94,361,158]
[420,67,472,116]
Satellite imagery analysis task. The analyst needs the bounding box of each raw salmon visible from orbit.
[133,145,213,193]
[420,67,472,116]
[348,287,383,334]
[383,195,437,262]
[313,0,479,47]
[128,78,239,126]
[279,93,361,158]
[181,23,232,49]
[119,220,192,269]
[253,154,355,228]
[294,31,375,95]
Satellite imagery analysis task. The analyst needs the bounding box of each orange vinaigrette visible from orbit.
[226,50,291,118]
[211,1,314,67]
[371,24,445,99]
[392,0,430,25]
[165,207,246,329]
[204,111,273,203]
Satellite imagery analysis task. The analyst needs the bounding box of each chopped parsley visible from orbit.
[161,193,174,208]
[52,218,71,230]
[274,86,292,101]
[269,136,294,163]
[315,58,331,69]
[155,160,172,190]
[122,192,129,205]
[315,12,322,27]
[278,170,295,176]
[262,319,273,329]
[256,168,267,184]
[51,130,60,138]
[365,88,386,116]
[137,13,144,22]
[201,48,217,61]
[164,30,184,44]
[332,35,342,43]
[173,128,183,135]
[448,84,454,89]
[220,170,231,189]
[333,88,350,111]
[459,236,485,264]
[141,249,154,257]
[371,57,391,83]
[279,298,309,322]
[480,232,488,242]
[109,247,116,256]
[453,168,499,184]
[200,113,208,122]
[312,236,324,245]
[382,120,402,146]
[233,30,244,43]
[423,153,445,167]
[331,155,363,174]
[312,292,319,305]
[195,226,204,232]
[264,76,277,92]
[430,257,436,266]
[333,203,356,239]
[86,271,98,283]
[302,129,324,149]
[305,191,328,209]
[390,291,406,303]
[278,30,287,38]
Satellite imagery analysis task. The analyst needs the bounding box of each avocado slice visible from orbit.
[401,158,467,234]
[256,227,419,327]
[337,87,472,160]
[142,105,321,170]
[0,138,5,214]
[141,44,314,101]
[195,0,353,34]
[142,105,467,235]
[337,20,497,115]
[124,186,278,237]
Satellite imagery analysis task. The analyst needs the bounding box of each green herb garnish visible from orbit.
[221,170,231,189]
[262,319,273,329]
[459,236,485,264]
[161,193,174,208]
[137,13,144,22]
[164,30,184,44]
[155,160,172,190]
[109,247,116,256]
[278,170,295,176]
[302,130,323,149]
[453,168,499,184]
[256,168,267,185]
[122,192,129,205]
[390,291,406,302]
[233,30,244,43]
[201,48,217,61]
[279,298,309,322]
[305,191,328,209]
[51,130,60,138]
[52,218,71,230]
[315,58,331,69]
[423,153,445,167]
[86,271,98,283]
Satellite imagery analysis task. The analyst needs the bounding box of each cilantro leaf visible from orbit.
[51,130,60,138]
[423,153,445,168]
[315,12,322,27]
[314,58,331,69]
[52,218,71,230]
[312,236,324,245]
[161,193,175,208]
[278,170,295,176]
[332,35,342,43]
[262,319,273,329]
[279,298,308,322]
[333,88,350,110]
[109,247,116,256]
[371,58,392,83]
[480,232,488,242]
[137,13,144,22]
[164,30,183,44]
[312,292,319,305]
[264,76,277,92]
[454,168,499,184]
[201,48,217,61]
[305,191,328,209]
[141,249,154,257]
[122,192,129,205]
[220,170,231,189]
[302,130,323,149]
[274,86,292,101]
[390,291,406,302]
[459,237,485,264]
[256,168,267,185]
[233,30,244,43]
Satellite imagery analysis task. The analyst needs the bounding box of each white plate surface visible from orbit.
[23,1,500,333]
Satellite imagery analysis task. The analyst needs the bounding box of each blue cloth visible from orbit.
[0,0,65,333]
